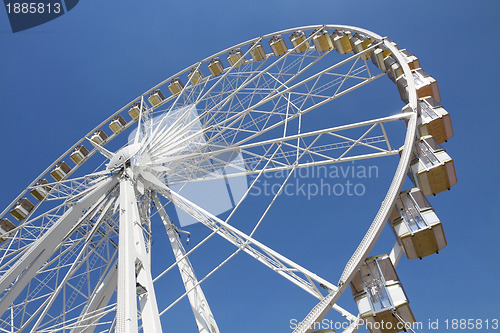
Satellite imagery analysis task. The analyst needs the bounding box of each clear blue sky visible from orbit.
[1,1,499,332]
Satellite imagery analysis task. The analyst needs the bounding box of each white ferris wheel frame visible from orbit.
[0,24,419,333]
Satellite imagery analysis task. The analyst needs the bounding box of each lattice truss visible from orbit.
[0,187,119,332]
[131,38,405,185]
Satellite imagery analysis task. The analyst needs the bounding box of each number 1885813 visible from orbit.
[5,2,61,14]
[444,319,498,330]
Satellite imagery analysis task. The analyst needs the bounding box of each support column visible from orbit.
[117,172,162,333]
[152,193,219,333]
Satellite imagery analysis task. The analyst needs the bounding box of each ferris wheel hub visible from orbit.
[106,143,142,172]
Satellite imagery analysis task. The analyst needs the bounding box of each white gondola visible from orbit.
[0,218,15,243]
[109,115,127,134]
[9,198,35,221]
[402,97,453,143]
[30,179,52,201]
[350,254,416,333]
[168,78,185,95]
[311,28,333,53]
[396,69,441,103]
[128,102,143,121]
[371,47,387,71]
[208,57,224,77]
[399,49,421,70]
[331,30,353,54]
[128,102,141,120]
[383,55,403,83]
[269,35,288,56]
[389,188,446,259]
[227,49,245,68]
[50,161,72,182]
[148,89,165,107]
[350,33,372,60]
[386,40,399,51]
[409,135,457,196]
[90,130,108,146]
[249,41,266,62]
[70,145,89,164]
[371,40,398,71]
[188,67,204,85]
[289,30,309,53]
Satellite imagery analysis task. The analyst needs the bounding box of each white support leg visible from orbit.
[135,216,162,333]
[117,172,162,333]
[117,175,139,333]
[152,193,219,333]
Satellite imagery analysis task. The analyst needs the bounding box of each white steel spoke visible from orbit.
[155,184,336,299]
[156,113,407,186]
[150,139,284,286]
[150,179,357,322]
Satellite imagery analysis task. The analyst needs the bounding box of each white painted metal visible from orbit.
[0,176,117,319]
[27,197,117,332]
[0,24,429,332]
[71,262,118,333]
[153,193,219,333]
[389,241,404,267]
[117,172,162,333]
[142,171,339,298]
[117,175,139,333]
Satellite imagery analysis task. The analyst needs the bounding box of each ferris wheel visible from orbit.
[0,25,456,333]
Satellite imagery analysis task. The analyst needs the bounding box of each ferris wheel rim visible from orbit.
[0,24,420,332]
